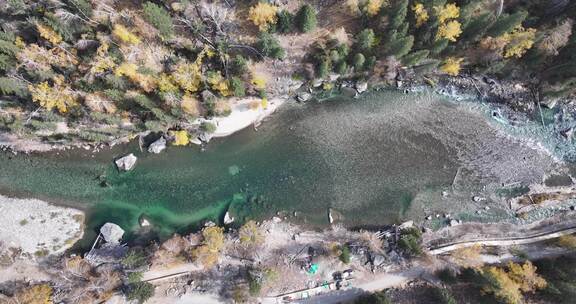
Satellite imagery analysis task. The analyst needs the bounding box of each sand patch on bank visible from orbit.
[0,195,84,257]
[209,98,286,138]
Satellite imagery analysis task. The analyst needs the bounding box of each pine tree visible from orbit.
[389,0,409,30]
[353,53,366,71]
[402,50,429,66]
[388,35,414,58]
[296,4,317,33]
[460,13,495,42]
[356,28,376,52]
[431,38,449,54]
[256,33,285,59]
[487,11,528,37]
[143,2,174,39]
[0,77,28,97]
[276,10,294,33]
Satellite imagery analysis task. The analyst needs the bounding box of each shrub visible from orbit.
[126,282,154,304]
[200,122,217,134]
[276,10,294,33]
[230,77,245,97]
[122,249,148,269]
[231,55,248,75]
[353,53,365,71]
[296,4,317,33]
[256,33,285,59]
[142,2,174,39]
[339,245,351,264]
[356,29,376,52]
[317,59,330,78]
[398,227,422,256]
[354,291,391,304]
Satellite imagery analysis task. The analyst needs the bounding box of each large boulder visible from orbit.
[100,223,124,244]
[115,153,137,171]
[224,211,235,225]
[148,137,166,154]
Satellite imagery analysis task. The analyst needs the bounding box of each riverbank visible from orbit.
[0,194,84,257]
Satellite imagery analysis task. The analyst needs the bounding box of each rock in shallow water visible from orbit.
[115,153,137,171]
[100,223,124,244]
[148,137,166,154]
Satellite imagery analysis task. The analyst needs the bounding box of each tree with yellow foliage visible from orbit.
[89,41,115,75]
[440,57,463,76]
[192,226,225,268]
[364,0,387,17]
[251,74,266,90]
[412,3,429,28]
[29,76,77,113]
[437,20,462,42]
[169,130,189,146]
[36,24,62,45]
[248,2,278,31]
[207,71,231,97]
[180,94,200,116]
[502,26,536,58]
[435,3,459,24]
[13,284,53,304]
[451,244,483,268]
[239,220,264,247]
[481,261,546,304]
[112,24,141,45]
[114,63,157,92]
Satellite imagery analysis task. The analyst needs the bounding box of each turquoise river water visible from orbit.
[0,90,572,244]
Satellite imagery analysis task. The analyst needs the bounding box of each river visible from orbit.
[0,90,568,244]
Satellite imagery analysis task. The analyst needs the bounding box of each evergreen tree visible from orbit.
[296,4,317,33]
[256,33,285,59]
[353,53,366,71]
[317,59,330,78]
[356,29,376,52]
[276,10,294,33]
[336,61,348,74]
[389,0,409,30]
[0,77,28,97]
[487,11,528,37]
[402,50,430,66]
[143,2,174,39]
[431,38,449,55]
[230,77,245,97]
[388,35,414,58]
[460,13,494,42]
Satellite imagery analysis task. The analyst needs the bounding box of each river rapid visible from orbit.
[0,90,570,244]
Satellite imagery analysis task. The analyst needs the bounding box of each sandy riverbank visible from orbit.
[0,194,84,257]
[208,97,287,138]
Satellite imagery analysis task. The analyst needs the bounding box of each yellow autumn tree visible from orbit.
[13,284,53,304]
[412,3,429,28]
[192,226,225,268]
[507,261,547,292]
[157,73,179,93]
[207,72,231,97]
[239,220,264,247]
[251,74,267,90]
[169,130,189,146]
[503,27,536,58]
[36,24,62,45]
[115,63,157,92]
[248,2,278,31]
[482,266,523,304]
[364,0,387,17]
[112,24,141,45]
[89,41,116,75]
[451,244,483,268]
[180,94,200,116]
[435,3,459,23]
[440,57,463,76]
[437,20,462,41]
[29,76,77,113]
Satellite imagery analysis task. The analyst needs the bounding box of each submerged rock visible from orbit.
[100,223,124,244]
[139,216,151,227]
[148,137,166,154]
[341,87,358,98]
[115,153,137,171]
[472,196,486,202]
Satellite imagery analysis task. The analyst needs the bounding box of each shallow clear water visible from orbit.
[0,90,564,243]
